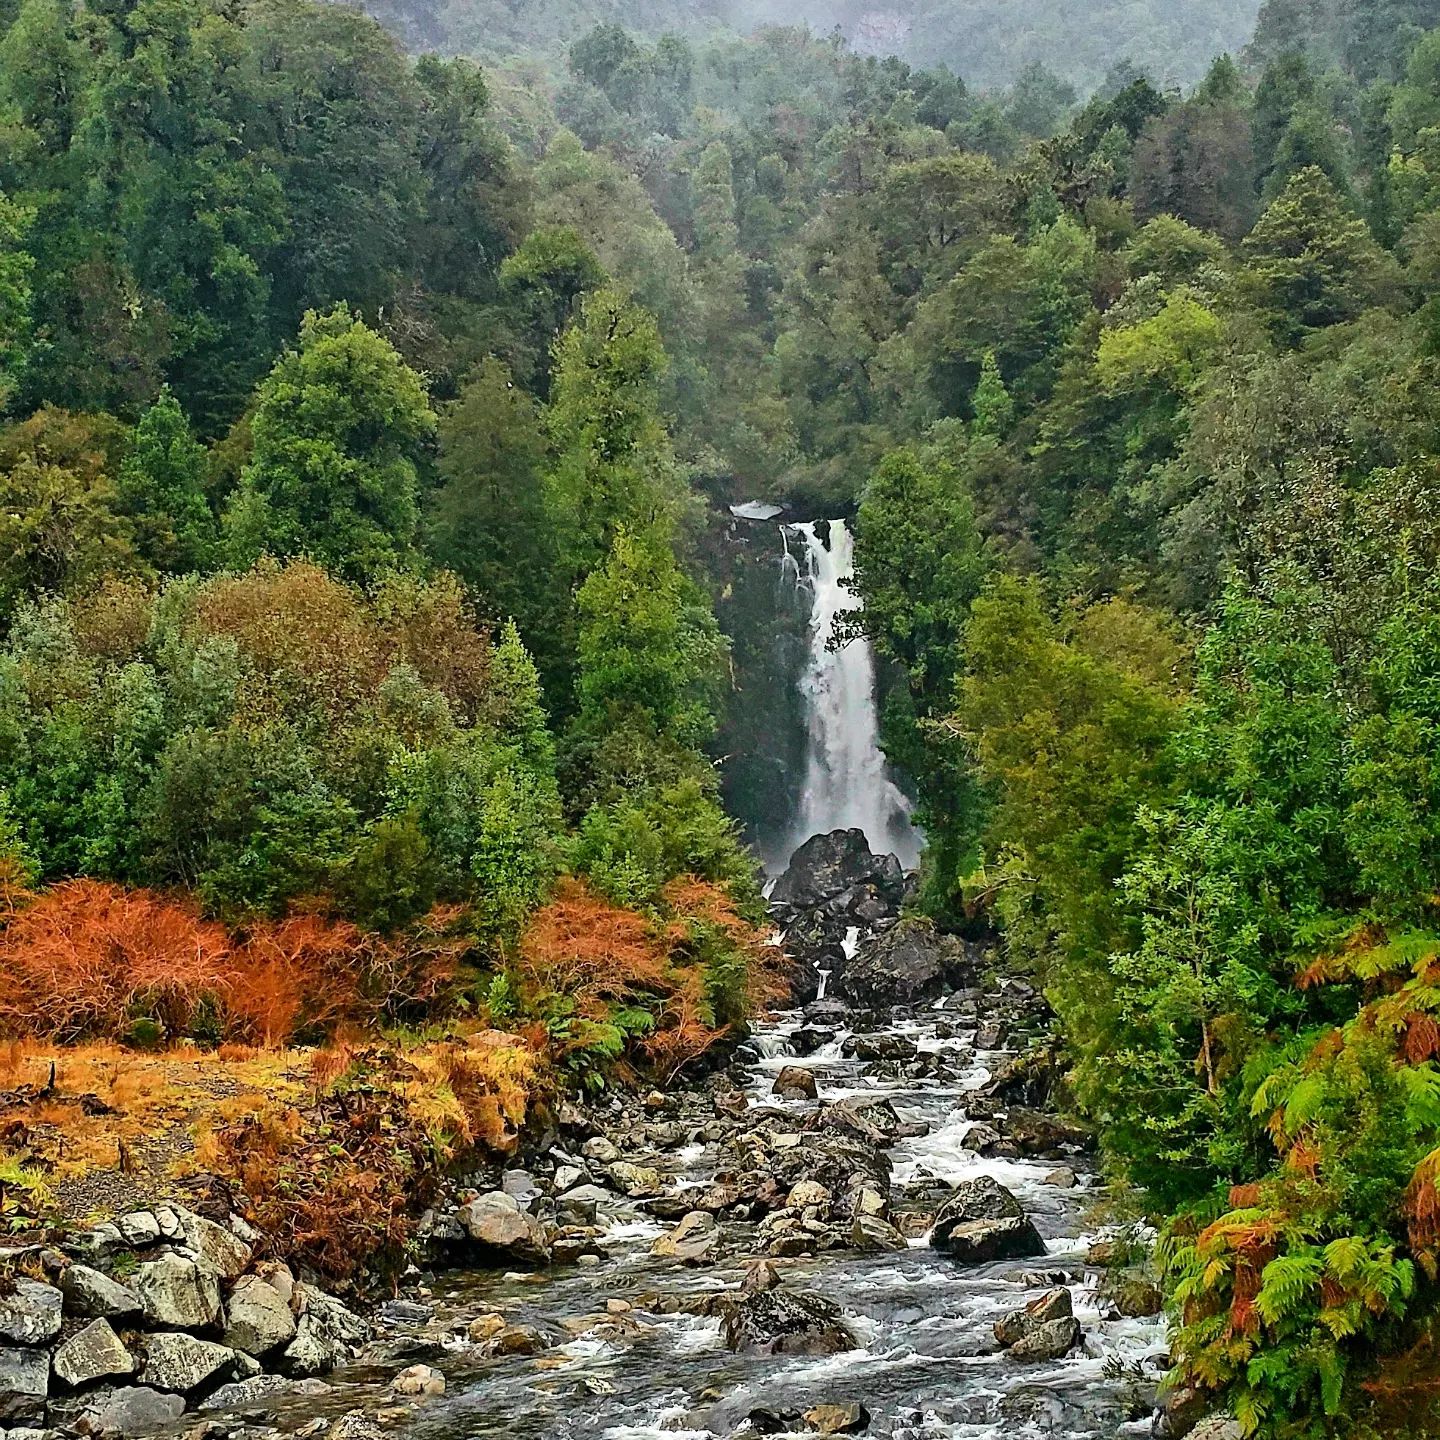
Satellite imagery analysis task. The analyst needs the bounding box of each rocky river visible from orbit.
[192,831,1177,1440]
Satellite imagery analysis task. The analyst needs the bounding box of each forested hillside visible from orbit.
[5,0,1440,1430]
[373,0,1262,94]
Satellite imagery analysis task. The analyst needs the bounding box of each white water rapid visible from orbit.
[787,519,921,869]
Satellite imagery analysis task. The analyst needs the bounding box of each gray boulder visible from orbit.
[200,1373,296,1412]
[994,1288,1073,1347]
[280,1287,369,1378]
[52,1320,135,1389]
[173,1212,251,1283]
[83,1386,185,1436]
[719,1289,854,1356]
[115,1214,161,1248]
[772,1066,818,1101]
[132,1255,222,1331]
[0,1282,62,1347]
[849,1214,908,1252]
[771,831,903,911]
[930,1177,1045,1264]
[1008,1316,1081,1362]
[59,1267,141,1322]
[0,1347,48,1424]
[456,1192,550,1264]
[839,920,971,1006]
[221,1276,296,1359]
[326,1411,384,1440]
[138,1334,239,1396]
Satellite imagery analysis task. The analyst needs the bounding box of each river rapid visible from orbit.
[241,964,1169,1440]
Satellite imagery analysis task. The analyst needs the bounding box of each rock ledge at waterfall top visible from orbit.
[770,830,906,913]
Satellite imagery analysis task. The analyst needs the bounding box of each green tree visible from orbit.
[118,389,215,573]
[227,305,435,582]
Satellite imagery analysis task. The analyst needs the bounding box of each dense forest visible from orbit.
[6,0,1440,1430]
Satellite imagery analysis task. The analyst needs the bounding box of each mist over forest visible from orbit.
[363,0,1266,94]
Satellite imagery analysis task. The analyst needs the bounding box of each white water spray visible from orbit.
[787,520,920,868]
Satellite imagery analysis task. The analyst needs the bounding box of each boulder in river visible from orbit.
[719,1288,854,1356]
[771,830,904,913]
[930,1176,1046,1264]
[457,1191,551,1264]
[803,1400,871,1434]
[994,1287,1072,1347]
[82,1385,186,1436]
[650,1212,720,1265]
[838,920,974,1006]
[772,1066,818,1100]
[1008,1315,1081,1361]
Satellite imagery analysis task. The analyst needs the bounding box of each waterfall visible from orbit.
[786,519,921,868]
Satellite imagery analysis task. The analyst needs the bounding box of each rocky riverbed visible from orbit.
[3,831,1214,1440]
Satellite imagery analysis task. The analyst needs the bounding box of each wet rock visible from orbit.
[199,1375,295,1412]
[0,1347,48,1423]
[789,1028,835,1058]
[1003,1108,1091,1156]
[1108,1275,1164,1318]
[803,1401,870,1435]
[390,1365,444,1398]
[281,1287,369,1378]
[222,1277,297,1359]
[59,1267,141,1322]
[138,1334,239,1396]
[650,1213,719,1266]
[719,1289,854,1356]
[604,1162,661,1198]
[1044,1166,1078,1189]
[133,1255,222,1331]
[479,1325,551,1358]
[53,1320,135,1389]
[0,1281,62,1347]
[83,1386,186,1436]
[838,921,972,1007]
[772,1067,818,1101]
[741,1260,781,1295]
[581,1137,621,1165]
[465,1314,505,1344]
[456,1192,551,1265]
[849,1215,908,1252]
[325,1411,383,1440]
[1153,1385,1209,1438]
[1008,1316,1081,1362]
[930,1177,1045,1265]
[840,1034,917,1063]
[771,831,903,912]
[994,1288,1073,1347]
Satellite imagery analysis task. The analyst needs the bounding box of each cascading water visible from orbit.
[787,519,921,868]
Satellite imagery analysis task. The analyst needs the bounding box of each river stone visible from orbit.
[390,1364,445,1398]
[0,1347,48,1423]
[1186,1421,1243,1440]
[175,1213,252,1282]
[580,1137,621,1164]
[741,1259,782,1295]
[650,1212,719,1265]
[994,1288,1073,1347]
[772,1066,818,1101]
[457,1192,551,1264]
[0,1281,62,1347]
[605,1162,661,1198]
[326,1410,384,1440]
[930,1177,1045,1263]
[281,1287,369,1378]
[59,1266,141,1322]
[771,830,903,911]
[719,1289,854,1356]
[838,920,970,1006]
[139,1334,239,1395]
[1008,1315,1081,1362]
[849,1214,907,1252]
[83,1385,185,1436]
[52,1319,135,1388]
[803,1401,870,1435]
[786,1180,830,1209]
[199,1374,295,1411]
[132,1255,222,1331]
[222,1276,297,1358]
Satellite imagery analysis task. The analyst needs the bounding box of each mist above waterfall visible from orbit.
[787,520,921,869]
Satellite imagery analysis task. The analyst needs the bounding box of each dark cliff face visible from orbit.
[702,510,811,869]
